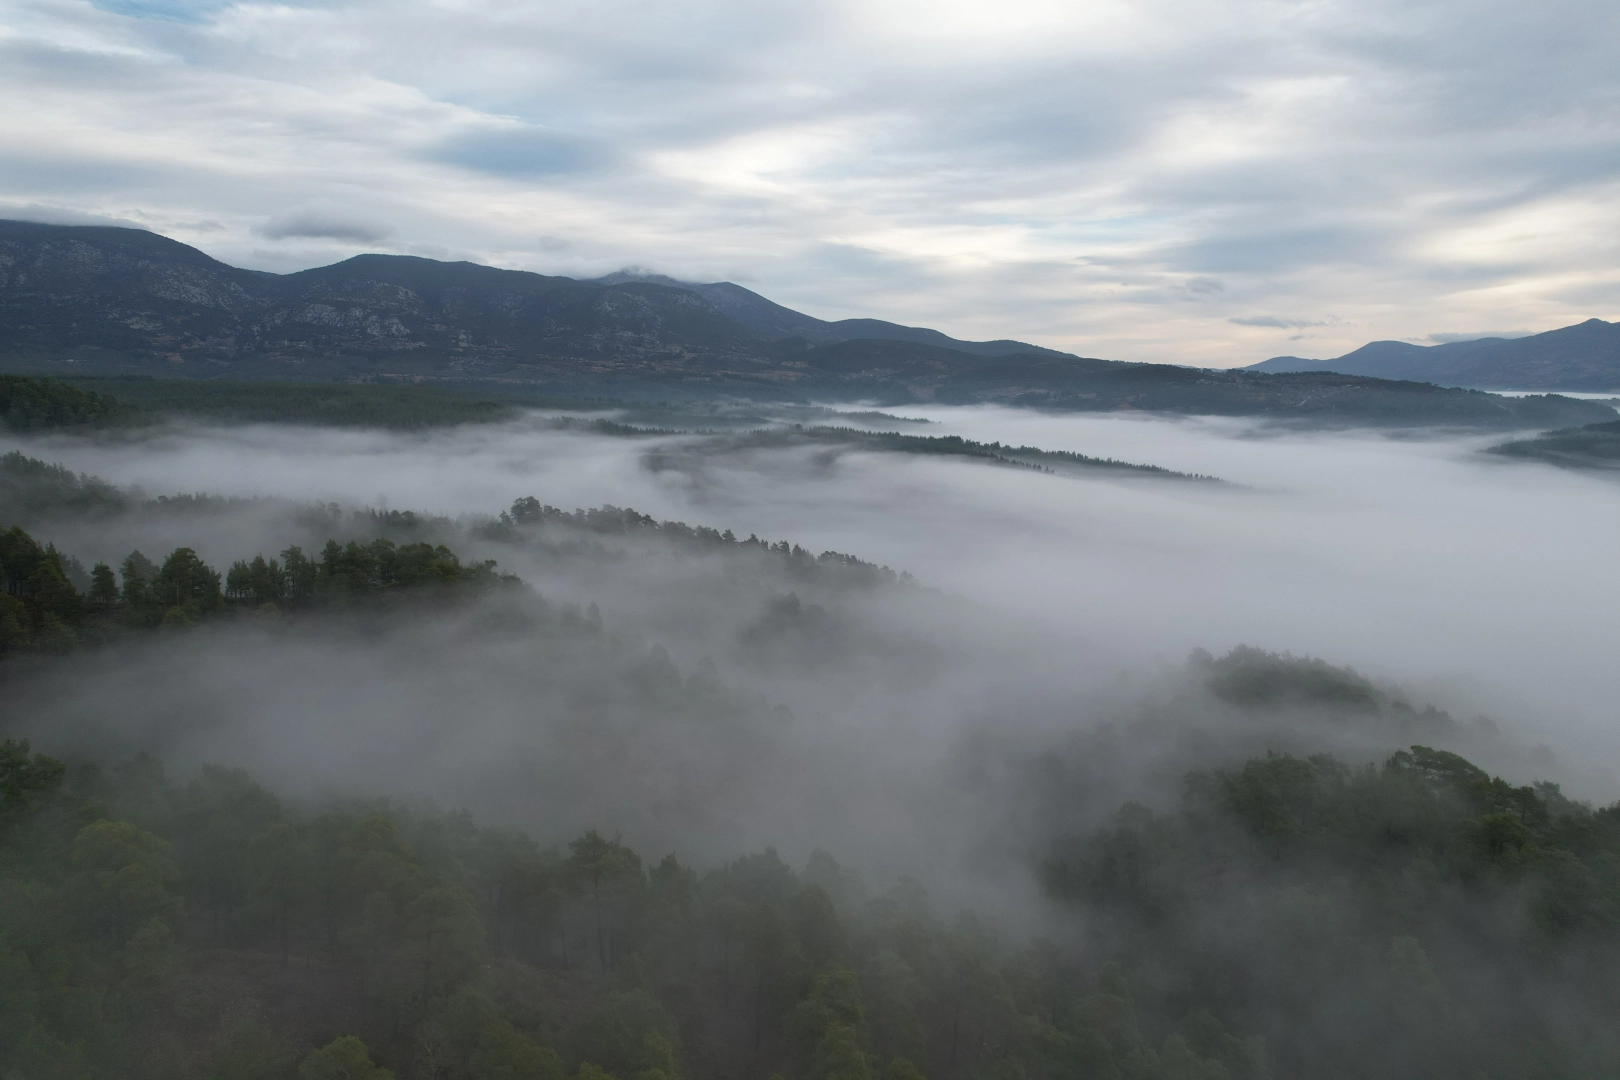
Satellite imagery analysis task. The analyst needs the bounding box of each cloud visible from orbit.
[0,203,149,230]
[261,203,393,244]
[10,405,1620,849]
[1230,315,1336,330]
[428,127,615,178]
[92,0,231,23]
[2,0,1619,364]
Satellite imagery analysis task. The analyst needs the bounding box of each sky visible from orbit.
[2,0,1618,365]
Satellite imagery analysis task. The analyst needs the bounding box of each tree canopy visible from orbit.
[2,736,1614,1080]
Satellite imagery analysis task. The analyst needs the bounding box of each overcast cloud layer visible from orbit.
[2,0,1618,363]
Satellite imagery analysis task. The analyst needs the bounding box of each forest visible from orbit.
[5,417,1620,1080]
[0,516,512,653]
[0,376,128,432]
[0,449,908,659]
[1488,419,1620,472]
[0,376,1199,480]
[2,375,563,432]
[3,730,1616,1080]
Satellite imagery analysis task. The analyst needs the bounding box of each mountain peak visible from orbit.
[588,268,702,289]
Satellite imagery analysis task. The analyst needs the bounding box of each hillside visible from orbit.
[0,219,1057,391]
[589,270,1069,357]
[1487,419,1620,471]
[1246,319,1620,390]
[1,220,1613,428]
[930,355,1614,426]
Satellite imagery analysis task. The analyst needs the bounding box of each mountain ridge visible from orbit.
[588,269,1074,358]
[0,219,1612,429]
[1245,319,1620,391]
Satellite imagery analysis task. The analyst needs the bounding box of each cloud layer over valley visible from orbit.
[7,406,1618,914]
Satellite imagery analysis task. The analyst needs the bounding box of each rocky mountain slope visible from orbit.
[589,269,1071,357]
[1,220,1612,428]
[0,220,1055,385]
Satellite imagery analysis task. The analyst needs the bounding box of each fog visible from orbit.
[7,405,1620,907]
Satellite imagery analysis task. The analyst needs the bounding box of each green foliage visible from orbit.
[119,549,158,615]
[1487,418,1620,469]
[88,560,119,609]
[0,525,84,650]
[222,537,501,609]
[488,496,909,588]
[298,1036,393,1080]
[1198,645,1380,708]
[156,546,224,616]
[0,522,516,662]
[793,969,872,1080]
[1044,747,1620,1079]
[0,591,28,650]
[762,425,1212,480]
[59,376,596,430]
[69,819,184,947]
[1,740,1614,1080]
[205,1020,294,1080]
[567,831,643,974]
[0,450,129,519]
[429,988,566,1080]
[0,739,65,817]
[570,989,682,1080]
[0,375,126,431]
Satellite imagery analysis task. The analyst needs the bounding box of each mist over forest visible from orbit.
[4,388,1620,1080]
[8,0,1620,1069]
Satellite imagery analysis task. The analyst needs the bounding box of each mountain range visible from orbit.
[0,218,1612,429]
[587,269,1073,359]
[1244,320,1620,391]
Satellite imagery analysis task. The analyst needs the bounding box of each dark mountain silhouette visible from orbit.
[928,354,1608,427]
[590,269,1072,357]
[0,219,1610,428]
[1245,319,1620,391]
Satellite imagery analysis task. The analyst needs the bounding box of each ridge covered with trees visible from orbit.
[1,375,127,432]
[0,521,510,655]
[480,496,911,589]
[1,373,1205,480]
[0,450,914,605]
[1487,418,1620,471]
[1040,744,1620,1079]
[3,734,1615,1080]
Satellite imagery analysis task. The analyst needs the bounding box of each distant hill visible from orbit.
[928,355,1612,428]
[1245,319,1620,391]
[589,270,1071,358]
[0,219,1611,428]
[1487,420,1620,471]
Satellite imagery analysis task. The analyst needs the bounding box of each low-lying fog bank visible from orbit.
[9,401,1617,1080]
[15,405,1620,779]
